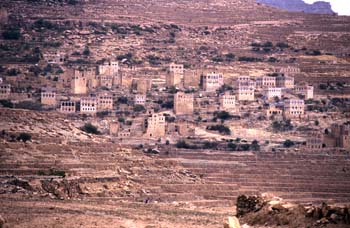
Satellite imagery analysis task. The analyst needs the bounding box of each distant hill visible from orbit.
[256,0,335,14]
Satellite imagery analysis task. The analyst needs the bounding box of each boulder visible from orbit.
[316,217,329,225]
[271,203,288,213]
[223,216,240,228]
[0,215,6,228]
[321,202,330,217]
[41,178,82,199]
[236,195,264,216]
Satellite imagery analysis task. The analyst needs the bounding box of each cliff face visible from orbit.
[256,0,335,14]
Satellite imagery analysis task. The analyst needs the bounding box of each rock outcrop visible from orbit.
[256,0,335,14]
[237,194,350,227]
[223,216,241,228]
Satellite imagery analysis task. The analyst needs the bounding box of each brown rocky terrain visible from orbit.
[1,108,350,227]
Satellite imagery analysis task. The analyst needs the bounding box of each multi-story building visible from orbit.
[136,78,152,94]
[0,84,11,100]
[256,76,276,89]
[278,66,300,75]
[237,76,256,89]
[99,75,114,89]
[41,88,57,106]
[71,68,97,94]
[295,84,314,100]
[166,63,184,87]
[134,94,146,105]
[306,132,324,151]
[144,113,166,138]
[183,69,200,88]
[220,92,236,111]
[43,52,65,64]
[109,121,120,136]
[174,92,194,115]
[265,87,282,100]
[80,97,97,115]
[98,61,119,76]
[169,63,184,74]
[98,61,119,87]
[237,85,255,101]
[266,104,283,119]
[324,124,350,149]
[201,72,224,92]
[276,75,294,89]
[97,93,113,111]
[59,101,76,114]
[284,99,304,118]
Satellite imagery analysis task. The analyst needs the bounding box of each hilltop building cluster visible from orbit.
[0,56,349,151]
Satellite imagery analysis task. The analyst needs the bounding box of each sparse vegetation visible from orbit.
[272,120,293,132]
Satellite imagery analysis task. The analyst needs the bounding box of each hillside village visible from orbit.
[0,0,350,227]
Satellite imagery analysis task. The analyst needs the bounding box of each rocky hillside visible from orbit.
[256,0,334,14]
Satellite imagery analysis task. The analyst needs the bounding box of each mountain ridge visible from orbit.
[256,0,335,14]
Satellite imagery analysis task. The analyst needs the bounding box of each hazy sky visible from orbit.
[303,0,350,15]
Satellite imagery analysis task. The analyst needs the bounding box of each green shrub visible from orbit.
[283,139,294,148]
[2,27,21,40]
[203,141,218,149]
[214,111,232,121]
[207,124,231,135]
[17,132,32,142]
[80,123,100,134]
[251,140,260,151]
[134,104,145,112]
[16,101,42,111]
[0,100,14,108]
[227,142,237,151]
[276,42,289,49]
[175,140,198,149]
[83,46,90,56]
[7,68,20,76]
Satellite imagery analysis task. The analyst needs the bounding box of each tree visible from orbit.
[7,68,20,76]
[227,142,237,151]
[80,123,100,134]
[319,84,327,90]
[29,65,42,76]
[225,53,235,61]
[83,46,90,56]
[240,144,250,151]
[117,96,128,104]
[251,140,260,151]
[262,41,273,47]
[276,42,289,49]
[214,111,232,121]
[283,139,294,148]
[68,0,78,5]
[0,100,14,108]
[2,27,21,40]
[206,124,231,135]
[203,141,218,149]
